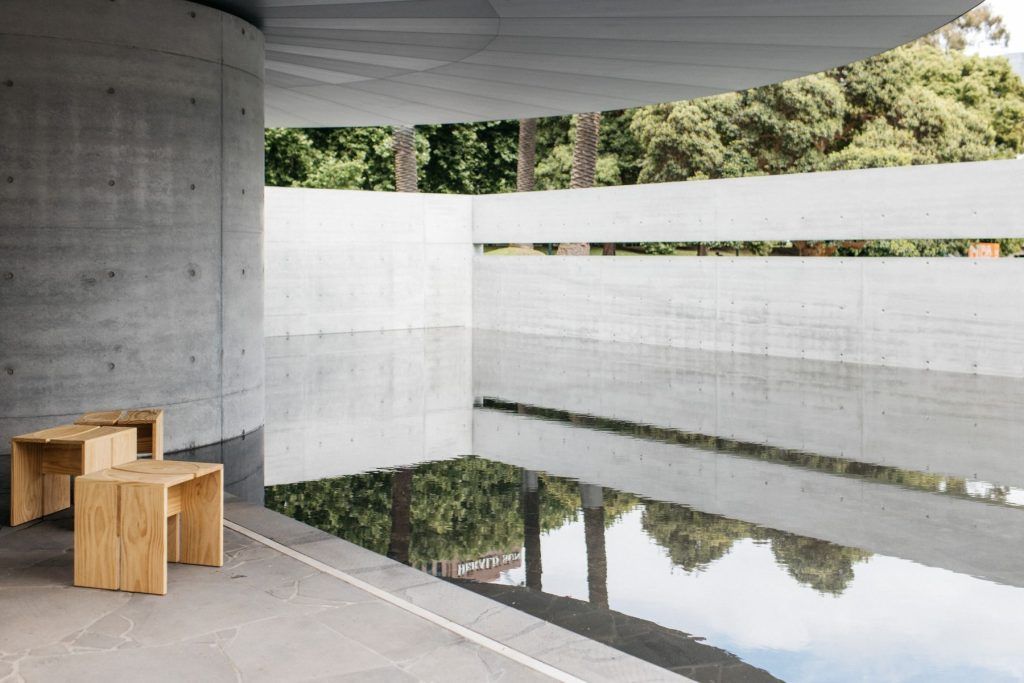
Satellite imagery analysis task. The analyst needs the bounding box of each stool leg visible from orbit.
[74,478,119,590]
[11,442,43,526]
[167,514,180,563]
[120,483,167,595]
[42,474,71,517]
[152,414,164,460]
[112,429,137,466]
[180,470,222,567]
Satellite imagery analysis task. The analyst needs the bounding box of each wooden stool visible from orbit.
[74,460,223,596]
[10,425,138,527]
[76,408,164,459]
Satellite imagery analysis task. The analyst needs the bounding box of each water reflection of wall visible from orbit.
[264,328,472,485]
[474,329,1024,488]
[474,409,1024,589]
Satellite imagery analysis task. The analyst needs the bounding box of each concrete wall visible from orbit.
[474,256,1024,377]
[473,329,1024,488]
[0,0,265,453]
[265,187,472,338]
[266,160,1024,379]
[472,159,1024,244]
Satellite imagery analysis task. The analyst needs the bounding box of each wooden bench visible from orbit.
[10,425,137,526]
[75,408,164,459]
[74,460,223,595]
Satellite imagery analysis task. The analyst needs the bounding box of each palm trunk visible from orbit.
[557,112,601,256]
[393,125,418,193]
[580,483,608,609]
[522,470,543,591]
[512,118,537,250]
[387,468,413,564]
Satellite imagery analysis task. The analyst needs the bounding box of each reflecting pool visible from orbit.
[263,328,1024,682]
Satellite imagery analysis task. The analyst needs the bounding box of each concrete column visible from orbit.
[0,0,265,453]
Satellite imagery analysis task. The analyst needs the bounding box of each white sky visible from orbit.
[973,0,1024,55]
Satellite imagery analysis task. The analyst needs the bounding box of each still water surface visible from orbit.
[263,328,1024,682]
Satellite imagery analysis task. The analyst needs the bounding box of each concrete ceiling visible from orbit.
[200,0,982,128]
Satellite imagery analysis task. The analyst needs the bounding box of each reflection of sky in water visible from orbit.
[498,508,1024,683]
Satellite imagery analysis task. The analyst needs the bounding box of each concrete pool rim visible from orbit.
[223,497,689,683]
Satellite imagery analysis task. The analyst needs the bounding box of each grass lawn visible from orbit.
[483,245,765,257]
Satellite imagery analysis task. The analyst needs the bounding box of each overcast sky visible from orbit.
[974,0,1024,55]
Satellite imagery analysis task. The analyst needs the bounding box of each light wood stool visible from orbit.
[10,425,138,527]
[74,460,223,596]
[76,408,164,459]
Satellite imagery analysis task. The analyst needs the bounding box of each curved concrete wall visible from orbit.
[0,0,265,453]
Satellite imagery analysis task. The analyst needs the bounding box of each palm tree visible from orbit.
[557,112,603,255]
[522,470,543,591]
[517,118,537,192]
[393,125,417,193]
[387,468,414,564]
[580,483,609,609]
[512,118,537,250]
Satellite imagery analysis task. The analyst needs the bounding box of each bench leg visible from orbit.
[120,483,167,595]
[180,470,222,567]
[10,442,43,526]
[74,478,120,590]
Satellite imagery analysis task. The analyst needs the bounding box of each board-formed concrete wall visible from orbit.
[474,256,1024,378]
[265,187,472,337]
[0,0,265,453]
[473,159,1024,244]
[267,160,1023,379]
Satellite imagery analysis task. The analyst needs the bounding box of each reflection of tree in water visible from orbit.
[266,458,869,596]
[762,532,871,596]
[642,504,758,572]
[266,458,622,566]
[641,503,871,595]
[265,469,393,554]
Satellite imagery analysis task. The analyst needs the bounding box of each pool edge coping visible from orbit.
[223,498,691,683]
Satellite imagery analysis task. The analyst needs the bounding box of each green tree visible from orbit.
[393,125,418,193]
[764,533,871,596]
[918,5,1010,52]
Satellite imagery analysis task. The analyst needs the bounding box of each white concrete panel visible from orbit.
[265,187,472,337]
[473,256,1024,377]
[472,160,1024,244]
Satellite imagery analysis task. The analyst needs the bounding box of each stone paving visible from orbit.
[0,513,550,682]
[0,464,682,683]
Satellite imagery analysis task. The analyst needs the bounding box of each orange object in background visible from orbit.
[968,243,1000,258]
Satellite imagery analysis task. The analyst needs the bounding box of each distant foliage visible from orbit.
[632,45,1024,182]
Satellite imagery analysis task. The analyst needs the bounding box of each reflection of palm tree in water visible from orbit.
[642,503,870,595]
[388,468,413,564]
[522,470,543,591]
[581,483,609,609]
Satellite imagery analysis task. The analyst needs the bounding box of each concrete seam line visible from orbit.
[223,520,586,683]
